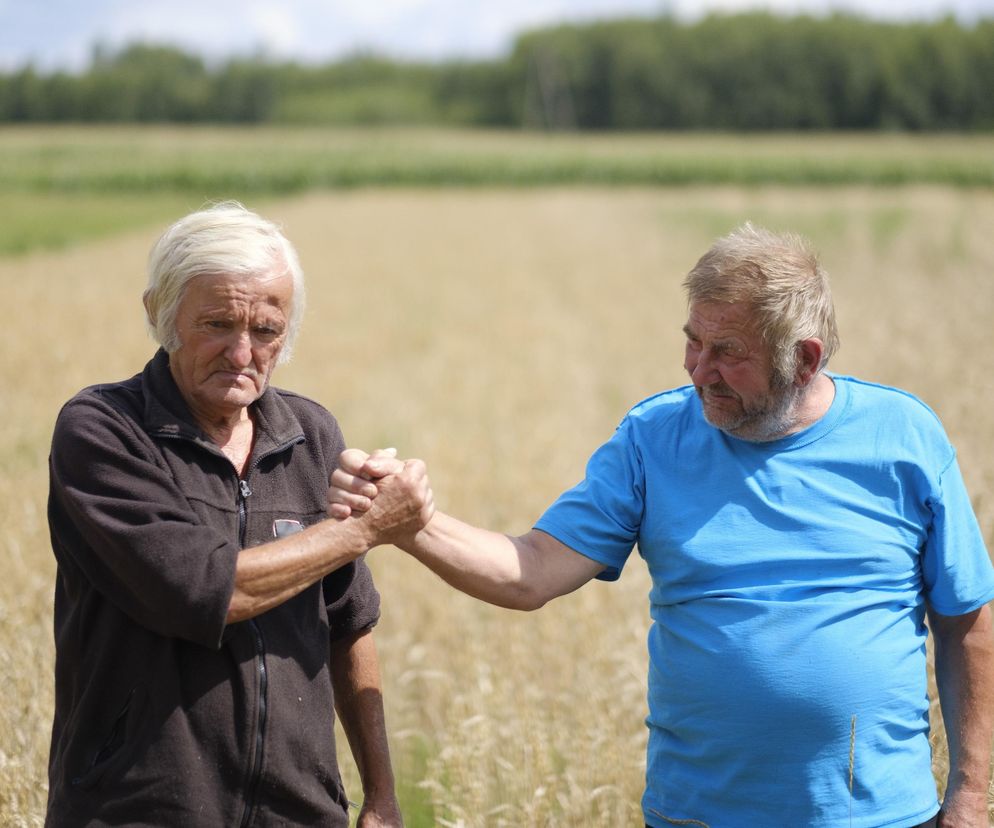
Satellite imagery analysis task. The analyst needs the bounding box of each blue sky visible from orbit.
[1,0,991,72]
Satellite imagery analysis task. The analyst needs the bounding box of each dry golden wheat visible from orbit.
[1,187,991,826]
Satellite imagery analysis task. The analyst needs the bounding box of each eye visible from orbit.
[715,342,747,361]
[253,324,283,340]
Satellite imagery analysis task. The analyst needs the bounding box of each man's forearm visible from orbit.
[228,459,432,624]
[329,448,603,607]
[930,604,994,807]
[402,514,604,611]
[401,513,540,609]
[227,518,373,623]
[330,629,400,820]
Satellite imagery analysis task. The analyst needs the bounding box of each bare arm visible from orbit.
[227,518,372,623]
[330,449,605,611]
[928,603,994,828]
[402,515,605,611]
[330,629,402,827]
[228,459,433,623]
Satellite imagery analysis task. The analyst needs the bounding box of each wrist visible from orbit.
[944,762,991,797]
[358,759,397,801]
[360,786,400,816]
[362,759,396,787]
[402,510,442,554]
[362,786,398,802]
[342,511,381,554]
[942,785,988,801]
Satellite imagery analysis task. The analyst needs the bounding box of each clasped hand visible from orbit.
[328,448,435,547]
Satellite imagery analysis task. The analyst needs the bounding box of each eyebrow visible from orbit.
[682,325,746,353]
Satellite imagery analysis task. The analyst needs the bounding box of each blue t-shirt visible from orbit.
[534,376,994,828]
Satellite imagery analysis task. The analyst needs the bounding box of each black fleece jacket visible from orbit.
[46,349,380,827]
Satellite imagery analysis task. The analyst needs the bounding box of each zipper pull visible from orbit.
[239,479,252,499]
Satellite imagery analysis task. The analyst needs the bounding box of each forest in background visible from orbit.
[2,12,993,130]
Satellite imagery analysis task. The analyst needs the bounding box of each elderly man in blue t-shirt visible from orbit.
[333,224,994,828]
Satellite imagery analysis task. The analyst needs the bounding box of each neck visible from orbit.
[190,404,251,444]
[786,372,835,435]
[196,408,256,476]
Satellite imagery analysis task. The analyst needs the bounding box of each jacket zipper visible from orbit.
[233,439,299,827]
[154,432,303,828]
[237,477,267,828]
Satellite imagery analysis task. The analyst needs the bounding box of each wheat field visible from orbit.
[1,186,992,826]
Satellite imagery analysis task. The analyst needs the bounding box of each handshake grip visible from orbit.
[328,448,435,548]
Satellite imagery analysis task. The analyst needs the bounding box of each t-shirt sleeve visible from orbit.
[921,453,994,615]
[533,417,644,581]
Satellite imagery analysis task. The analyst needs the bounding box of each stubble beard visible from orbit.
[698,379,802,443]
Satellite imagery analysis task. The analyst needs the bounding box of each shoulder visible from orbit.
[833,375,945,431]
[55,374,145,436]
[267,387,345,449]
[51,375,160,480]
[621,385,699,437]
[585,386,702,464]
[268,388,339,427]
[626,385,697,421]
[832,374,954,464]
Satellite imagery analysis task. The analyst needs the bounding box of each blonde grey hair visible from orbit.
[143,201,305,364]
[683,223,840,385]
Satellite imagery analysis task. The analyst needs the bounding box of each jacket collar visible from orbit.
[141,349,305,457]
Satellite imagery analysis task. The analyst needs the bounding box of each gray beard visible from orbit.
[698,381,803,443]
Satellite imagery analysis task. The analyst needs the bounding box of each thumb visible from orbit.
[363,447,405,478]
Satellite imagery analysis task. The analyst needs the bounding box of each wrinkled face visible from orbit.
[169,270,294,426]
[683,300,799,442]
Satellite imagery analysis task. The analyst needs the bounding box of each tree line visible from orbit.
[2,12,993,130]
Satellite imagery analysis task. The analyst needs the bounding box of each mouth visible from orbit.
[212,370,258,384]
[699,384,739,403]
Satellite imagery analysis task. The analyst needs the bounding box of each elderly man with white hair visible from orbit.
[334,224,994,828]
[46,202,432,827]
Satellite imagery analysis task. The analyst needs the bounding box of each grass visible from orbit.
[2,126,994,258]
[1,180,992,824]
[0,191,198,256]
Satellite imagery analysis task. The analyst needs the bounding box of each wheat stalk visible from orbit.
[849,714,857,827]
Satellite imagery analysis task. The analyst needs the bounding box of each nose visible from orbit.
[225,329,253,368]
[686,346,719,387]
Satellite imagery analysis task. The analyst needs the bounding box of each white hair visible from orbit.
[143,201,305,364]
[683,222,840,385]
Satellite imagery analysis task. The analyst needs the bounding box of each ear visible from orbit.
[794,338,824,387]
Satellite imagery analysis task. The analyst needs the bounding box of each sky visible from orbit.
[1,0,992,73]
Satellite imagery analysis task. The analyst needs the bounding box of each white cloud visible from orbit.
[246,4,304,56]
